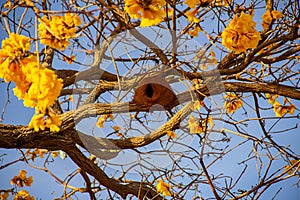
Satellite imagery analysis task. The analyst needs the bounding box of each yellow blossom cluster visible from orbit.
[112,126,121,131]
[188,115,214,134]
[188,25,201,37]
[28,108,62,132]
[156,180,172,196]
[96,114,114,128]
[186,8,200,23]
[191,100,203,111]
[0,33,63,132]
[224,93,243,114]
[265,93,277,104]
[0,33,31,84]
[265,94,296,117]
[261,10,283,29]
[10,170,33,188]
[13,190,34,200]
[39,13,81,50]
[124,0,166,27]
[185,0,200,8]
[221,12,261,54]
[25,148,48,161]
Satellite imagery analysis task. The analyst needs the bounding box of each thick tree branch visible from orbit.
[110,102,192,148]
[0,126,162,199]
[224,82,300,100]
[2,78,299,150]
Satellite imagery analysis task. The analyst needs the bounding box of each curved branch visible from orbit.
[0,126,162,199]
[110,101,192,148]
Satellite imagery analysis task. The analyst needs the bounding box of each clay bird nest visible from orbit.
[132,75,178,110]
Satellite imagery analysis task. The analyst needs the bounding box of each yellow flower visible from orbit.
[214,0,222,6]
[271,10,283,20]
[188,115,213,134]
[13,190,34,200]
[156,180,172,196]
[25,149,37,161]
[186,8,200,23]
[0,60,22,84]
[96,114,114,128]
[64,13,82,27]
[0,34,63,132]
[188,115,200,133]
[45,111,62,132]
[185,0,200,8]
[28,113,45,132]
[221,12,261,54]
[10,170,33,188]
[23,64,63,114]
[89,154,98,164]
[188,25,201,37]
[124,0,166,27]
[68,95,74,102]
[265,93,278,104]
[0,33,30,60]
[18,170,27,180]
[4,0,11,8]
[222,0,231,7]
[0,34,32,87]
[261,11,272,25]
[192,100,202,111]
[224,93,243,114]
[51,151,59,158]
[266,94,296,117]
[167,131,176,140]
[261,10,283,29]
[34,148,48,158]
[192,78,202,89]
[96,116,105,128]
[273,101,295,117]
[113,126,121,131]
[39,14,81,50]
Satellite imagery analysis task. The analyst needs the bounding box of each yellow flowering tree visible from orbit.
[0,0,299,200]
